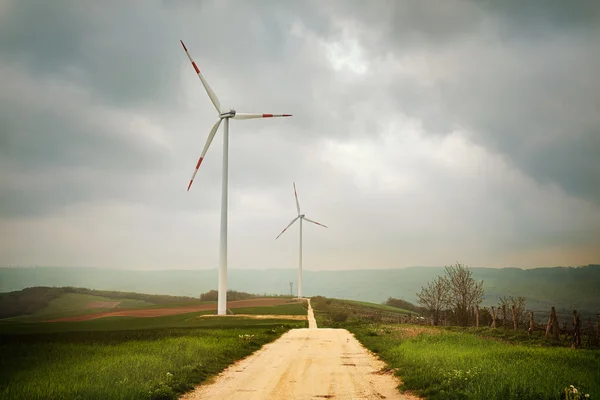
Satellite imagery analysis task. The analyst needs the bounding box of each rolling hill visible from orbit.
[1,265,599,315]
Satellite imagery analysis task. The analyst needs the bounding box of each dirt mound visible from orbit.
[46,298,300,322]
[84,301,121,309]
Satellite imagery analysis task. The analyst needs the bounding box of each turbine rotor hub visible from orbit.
[220,109,236,118]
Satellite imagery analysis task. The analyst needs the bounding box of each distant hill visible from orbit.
[1,265,599,314]
[0,287,285,320]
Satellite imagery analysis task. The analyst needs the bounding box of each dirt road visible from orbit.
[182,300,418,400]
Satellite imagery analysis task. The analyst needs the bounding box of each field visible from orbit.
[0,288,308,400]
[311,296,600,400]
[0,287,304,323]
[310,296,416,327]
[5,293,156,322]
[343,299,415,314]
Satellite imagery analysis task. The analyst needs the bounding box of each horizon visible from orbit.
[2,264,599,272]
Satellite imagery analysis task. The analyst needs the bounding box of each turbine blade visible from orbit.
[187,118,223,191]
[233,113,293,120]
[303,217,328,228]
[180,40,221,114]
[293,182,301,215]
[276,216,300,240]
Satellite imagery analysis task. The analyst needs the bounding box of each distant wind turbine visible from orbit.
[181,40,292,315]
[276,182,327,298]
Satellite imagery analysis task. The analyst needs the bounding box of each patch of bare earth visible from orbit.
[45,298,301,322]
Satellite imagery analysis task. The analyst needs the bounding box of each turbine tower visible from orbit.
[276,182,327,298]
[181,40,292,315]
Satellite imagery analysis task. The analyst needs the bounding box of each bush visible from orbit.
[331,311,349,323]
[199,290,258,302]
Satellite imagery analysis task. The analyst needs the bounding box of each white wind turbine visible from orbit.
[181,40,292,315]
[276,182,327,298]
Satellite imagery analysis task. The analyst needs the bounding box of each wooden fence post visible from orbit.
[529,311,534,336]
[545,312,552,339]
[512,304,518,330]
[588,318,592,346]
[491,306,497,328]
[552,307,560,342]
[573,310,581,348]
[475,305,480,328]
[502,304,507,328]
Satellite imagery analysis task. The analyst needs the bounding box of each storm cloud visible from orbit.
[1,0,599,270]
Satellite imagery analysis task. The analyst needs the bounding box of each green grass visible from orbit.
[343,299,414,314]
[0,309,309,334]
[232,302,307,315]
[348,323,600,400]
[0,314,306,400]
[310,296,414,328]
[5,293,154,322]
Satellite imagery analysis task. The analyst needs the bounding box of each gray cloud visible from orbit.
[1,0,599,270]
[326,0,600,205]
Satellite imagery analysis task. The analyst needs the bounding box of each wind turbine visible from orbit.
[181,40,292,315]
[276,182,327,298]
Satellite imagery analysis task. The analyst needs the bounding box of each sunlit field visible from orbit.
[311,296,599,400]
[0,312,306,400]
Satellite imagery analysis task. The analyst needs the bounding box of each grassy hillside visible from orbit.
[311,298,600,399]
[0,287,296,321]
[0,290,308,399]
[6,293,154,322]
[0,311,306,400]
[310,296,418,327]
[2,264,599,314]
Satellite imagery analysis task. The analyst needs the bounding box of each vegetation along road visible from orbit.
[182,299,419,400]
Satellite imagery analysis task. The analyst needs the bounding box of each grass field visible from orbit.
[310,297,599,399]
[349,324,599,399]
[0,312,307,400]
[5,293,155,322]
[343,299,415,314]
[310,296,415,327]
[232,302,307,315]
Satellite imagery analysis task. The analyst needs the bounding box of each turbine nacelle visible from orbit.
[219,109,236,119]
[299,214,305,218]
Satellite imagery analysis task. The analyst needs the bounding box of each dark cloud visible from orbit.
[324,0,600,204]
[1,0,599,269]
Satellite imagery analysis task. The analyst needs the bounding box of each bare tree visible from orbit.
[417,275,450,326]
[445,263,484,326]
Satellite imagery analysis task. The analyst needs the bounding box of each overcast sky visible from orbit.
[1,0,599,271]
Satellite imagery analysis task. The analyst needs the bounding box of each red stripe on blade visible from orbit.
[191,61,200,74]
[195,157,204,169]
[262,114,274,118]
[180,40,188,51]
[283,114,292,117]
[187,180,194,191]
